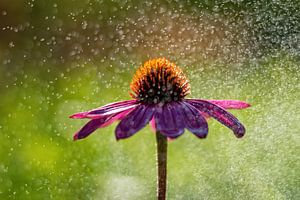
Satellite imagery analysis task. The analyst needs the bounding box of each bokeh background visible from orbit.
[0,0,299,199]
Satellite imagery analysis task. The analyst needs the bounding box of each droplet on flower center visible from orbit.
[130,58,190,104]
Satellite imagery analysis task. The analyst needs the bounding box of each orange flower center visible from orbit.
[130,58,190,104]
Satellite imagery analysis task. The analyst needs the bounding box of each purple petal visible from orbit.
[186,99,245,138]
[179,101,208,138]
[102,99,137,107]
[70,100,137,119]
[187,99,250,119]
[201,99,250,109]
[149,117,156,132]
[98,107,136,127]
[73,107,135,140]
[73,117,110,140]
[115,104,155,140]
[154,102,185,138]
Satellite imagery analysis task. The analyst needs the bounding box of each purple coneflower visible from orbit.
[70,58,250,200]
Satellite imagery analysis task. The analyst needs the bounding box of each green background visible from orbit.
[0,0,299,199]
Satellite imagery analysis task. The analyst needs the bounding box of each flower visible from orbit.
[70,58,250,141]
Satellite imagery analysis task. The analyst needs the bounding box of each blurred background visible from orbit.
[0,0,299,199]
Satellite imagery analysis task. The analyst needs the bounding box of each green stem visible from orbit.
[156,131,168,200]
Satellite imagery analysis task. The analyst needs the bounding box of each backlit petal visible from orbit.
[149,117,156,132]
[204,100,250,109]
[69,100,137,119]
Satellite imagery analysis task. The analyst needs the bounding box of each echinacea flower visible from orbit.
[70,58,250,141]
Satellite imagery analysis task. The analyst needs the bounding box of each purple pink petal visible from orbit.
[69,100,137,119]
[73,101,137,140]
[189,99,250,119]
[205,100,250,109]
[187,99,246,138]
[149,117,156,132]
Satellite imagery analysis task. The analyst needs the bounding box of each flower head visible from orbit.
[70,58,250,140]
[130,58,190,104]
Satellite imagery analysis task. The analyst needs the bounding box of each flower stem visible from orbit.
[156,131,168,200]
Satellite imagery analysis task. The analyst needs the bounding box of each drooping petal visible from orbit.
[73,107,136,140]
[179,101,208,138]
[186,99,245,138]
[187,99,250,119]
[155,102,185,138]
[69,100,138,119]
[115,104,155,140]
